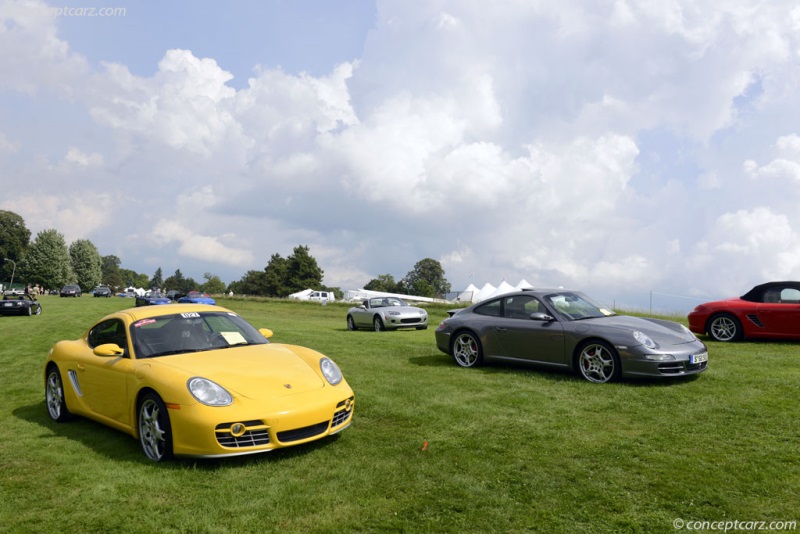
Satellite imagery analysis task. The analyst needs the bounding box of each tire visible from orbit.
[45,365,73,422]
[576,341,620,383]
[451,331,483,368]
[347,315,358,331]
[708,314,742,342]
[34,305,42,315]
[26,306,32,316]
[373,316,385,332]
[138,392,173,462]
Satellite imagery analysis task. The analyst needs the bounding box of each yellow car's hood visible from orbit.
[151,344,325,398]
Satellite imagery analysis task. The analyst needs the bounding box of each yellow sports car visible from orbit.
[44,304,354,461]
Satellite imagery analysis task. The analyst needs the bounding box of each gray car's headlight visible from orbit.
[320,357,343,385]
[188,377,233,406]
[632,330,656,349]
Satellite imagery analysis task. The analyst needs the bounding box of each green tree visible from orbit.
[201,272,226,294]
[285,245,324,294]
[229,269,267,296]
[69,239,102,291]
[263,253,289,297]
[0,210,31,282]
[402,258,451,298]
[101,255,124,289]
[18,229,74,290]
[120,268,149,289]
[150,267,164,289]
[364,274,399,293]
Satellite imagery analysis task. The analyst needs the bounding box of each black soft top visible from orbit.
[741,281,800,302]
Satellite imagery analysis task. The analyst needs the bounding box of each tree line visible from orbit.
[0,210,451,298]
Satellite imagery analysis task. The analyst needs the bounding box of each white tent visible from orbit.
[457,283,479,303]
[515,279,534,290]
[473,283,497,303]
[288,289,313,300]
[487,281,516,299]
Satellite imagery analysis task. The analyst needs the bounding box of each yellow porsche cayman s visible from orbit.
[44,304,354,461]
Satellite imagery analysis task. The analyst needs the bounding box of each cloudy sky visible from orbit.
[2,0,800,312]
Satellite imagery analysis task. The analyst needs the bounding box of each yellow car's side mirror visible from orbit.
[259,328,274,339]
[93,343,125,357]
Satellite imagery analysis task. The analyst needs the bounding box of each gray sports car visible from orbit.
[435,289,708,383]
[347,297,428,331]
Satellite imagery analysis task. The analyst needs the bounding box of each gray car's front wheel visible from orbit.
[451,331,483,368]
[373,316,384,332]
[138,392,173,462]
[576,341,620,383]
[708,314,742,342]
[347,315,358,331]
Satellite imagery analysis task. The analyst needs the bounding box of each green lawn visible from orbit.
[1,295,798,533]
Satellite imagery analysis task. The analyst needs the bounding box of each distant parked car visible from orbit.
[135,291,172,307]
[688,281,800,342]
[308,291,335,302]
[93,286,112,298]
[60,285,81,297]
[0,292,42,316]
[347,297,428,332]
[435,288,708,383]
[178,291,216,305]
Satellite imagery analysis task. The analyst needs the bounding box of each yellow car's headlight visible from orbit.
[188,377,233,406]
[320,358,343,385]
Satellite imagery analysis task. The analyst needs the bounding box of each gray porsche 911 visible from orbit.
[435,289,707,383]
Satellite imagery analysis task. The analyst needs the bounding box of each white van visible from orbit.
[308,291,335,302]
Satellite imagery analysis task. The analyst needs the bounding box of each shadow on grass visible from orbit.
[14,401,344,469]
[408,353,702,387]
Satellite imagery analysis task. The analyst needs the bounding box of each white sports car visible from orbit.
[346,297,428,332]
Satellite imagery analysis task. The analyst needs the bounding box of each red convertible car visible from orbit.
[688,281,800,342]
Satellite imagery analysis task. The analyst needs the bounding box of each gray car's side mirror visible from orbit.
[530,312,554,322]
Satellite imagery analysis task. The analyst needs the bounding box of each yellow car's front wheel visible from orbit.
[138,392,173,462]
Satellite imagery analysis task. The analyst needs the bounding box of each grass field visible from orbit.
[1,295,798,533]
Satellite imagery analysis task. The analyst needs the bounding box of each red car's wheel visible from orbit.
[708,314,742,342]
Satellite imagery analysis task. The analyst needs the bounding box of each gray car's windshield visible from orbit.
[544,292,616,321]
[130,311,269,358]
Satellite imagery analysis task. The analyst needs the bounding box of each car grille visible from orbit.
[332,397,354,428]
[746,314,764,328]
[400,318,422,324]
[277,421,330,443]
[657,361,708,375]
[215,420,270,448]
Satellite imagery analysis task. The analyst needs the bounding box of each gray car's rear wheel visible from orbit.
[373,316,384,332]
[576,341,620,383]
[708,313,742,342]
[347,315,358,331]
[45,365,73,422]
[451,331,483,368]
[138,392,173,462]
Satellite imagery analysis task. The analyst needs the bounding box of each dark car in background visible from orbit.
[135,291,172,307]
[435,288,708,383]
[688,281,800,342]
[93,286,112,297]
[1,292,42,316]
[60,285,82,297]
